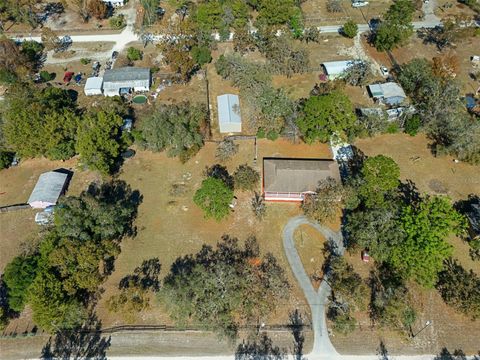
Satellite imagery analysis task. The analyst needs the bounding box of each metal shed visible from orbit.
[84,77,103,96]
[28,171,69,209]
[103,67,151,97]
[321,60,359,79]
[368,82,406,105]
[217,94,242,133]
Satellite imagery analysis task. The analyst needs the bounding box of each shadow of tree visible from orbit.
[288,309,306,360]
[433,348,468,360]
[40,315,111,360]
[398,179,421,207]
[235,332,286,360]
[377,340,389,360]
[118,257,161,292]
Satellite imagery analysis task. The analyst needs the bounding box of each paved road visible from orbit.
[282,215,345,359]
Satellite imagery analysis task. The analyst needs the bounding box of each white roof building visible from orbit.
[102,0,125,7]
[84,77,103,96]
[28,171,69,209]
[322,60,360,79]
[217,94,242,133]
[368,82,407,105]
[103,67,151,97]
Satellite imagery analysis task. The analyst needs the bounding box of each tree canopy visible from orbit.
[159,235,289,339]
[193,177,234,221]
[296,91,357,143]
[139,103,206,161]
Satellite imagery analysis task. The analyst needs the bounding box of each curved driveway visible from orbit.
[282,215,345,358]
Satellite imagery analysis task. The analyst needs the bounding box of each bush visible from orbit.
[109,14,126,29]
[404,114,421,136]
[127,47,143,61]
[191,46,212,66]
[343,20,358,38]
[215,139,238,162]
[266,130,279,141]
[39,70,54,82]
[0,151,14,169]
[256,128,266,138]
[234,164,260,191]
[386,122,399,133]
[80,58,91,65]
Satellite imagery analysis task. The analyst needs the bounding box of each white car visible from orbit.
[352,1,369,8]
[380,66,389,77]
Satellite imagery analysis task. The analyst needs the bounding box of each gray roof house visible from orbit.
[263,158,340,201]
[217,94,242,133]
[103,67,151,97]
[368,82,406,105]
[28,171,69,209]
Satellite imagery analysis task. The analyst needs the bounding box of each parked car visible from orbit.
[111,51,119,60]
[352,1,369,8]
[380,66,389,77]
[369,18,381,31]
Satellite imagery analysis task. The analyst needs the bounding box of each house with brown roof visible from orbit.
[262,158,340,202]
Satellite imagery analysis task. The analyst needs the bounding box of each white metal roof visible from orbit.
[217,94,241,125]
[85,77,103,90]
[322,60,357,75]
[368,82,406,99]
[28,171,68,205]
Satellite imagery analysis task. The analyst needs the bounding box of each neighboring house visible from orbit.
[466,203,480,241]
[321,60,360,80]
[217,94,242,133]
[103,67,151,97]
[102,0,125,7]
[84,77,104,96]
[263,158,340,202]
[367,82,407,105]
[28,171,69,209]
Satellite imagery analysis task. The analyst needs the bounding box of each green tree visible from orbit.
[357,155,400,208]
[302,177,350,223]
[20,40,44,68]
[2,84,79,159]
[193,177,234,221]
[139,103,206,160]
[233,164,260,191]
[76,110,125,174]
[191,46,212,66]
[159,236,289,339]
[0,151,14,169]
[391,196,467,287]
[373,0,415,51]
[3,255,39,312]
[342,20,358,38]
[127,47,143,61]
[296,91,356,143]
[436,259,480,319]
[256,0,298,26]
[109,14,126,29]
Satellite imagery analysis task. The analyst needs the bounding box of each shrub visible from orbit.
[404,114,421,136]
[127,47,143,61]
[256,128,266,138]
[80,58,91,65]
[386,122,399,133]
[215,139,238,162]
[39,70,54,82]
[234,164,260,191]
[343,20,358,38]
[266,130,279,141]
[193,177,234,221]
[109,14,126,29]
[0,151,14,169]
[191,46,212,66]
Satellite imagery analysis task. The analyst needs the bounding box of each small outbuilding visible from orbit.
[217,94,242,133]
[263,158,340,202]
[28,171,69,209]
[102,0,125,6]
[321,60,359,80]
[84,77,104,96]
[103,67,151,97]
[368,82,406,105]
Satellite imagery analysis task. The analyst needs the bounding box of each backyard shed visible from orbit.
[263,158,340,202]
[103,67,151,97]
[217,94,242,133]
[322,60,359,80]
[102,0,124,6]
[84,77,103,96]
[28,171,69,209]
[368,82,406,105]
